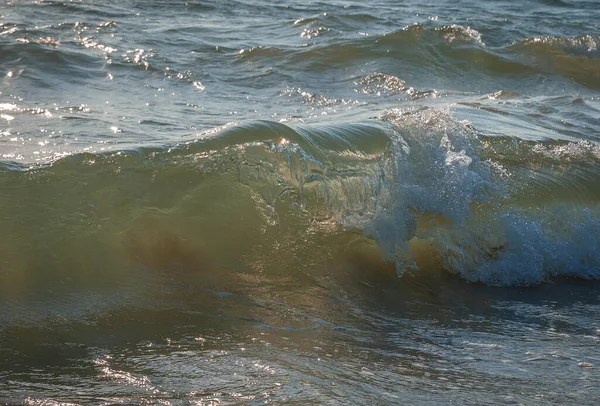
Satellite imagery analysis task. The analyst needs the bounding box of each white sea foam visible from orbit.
[330,108,600,285]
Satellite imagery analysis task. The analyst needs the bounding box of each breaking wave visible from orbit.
[1,107,599,290]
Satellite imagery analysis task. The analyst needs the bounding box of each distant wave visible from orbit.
[236,29,600,90]
[507,34,600,89]
[2,18,599,96]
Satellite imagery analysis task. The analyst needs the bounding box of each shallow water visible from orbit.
[1,0,600,404]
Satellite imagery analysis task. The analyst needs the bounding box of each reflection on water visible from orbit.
[1,234,599,404]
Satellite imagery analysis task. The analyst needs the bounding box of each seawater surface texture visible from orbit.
[1,0,600,404]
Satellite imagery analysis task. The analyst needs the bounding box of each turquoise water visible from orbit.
[1,0,599,404]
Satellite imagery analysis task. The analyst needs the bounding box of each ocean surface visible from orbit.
[1,0,600,404]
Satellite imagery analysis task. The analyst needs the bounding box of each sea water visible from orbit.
[1,0,599,404]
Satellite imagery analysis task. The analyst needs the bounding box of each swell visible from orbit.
[33,1,133,20]
[3,19,599,92]
[238,28,600,90]
[0,41,104,87]
[1,109,600,292]
[506,34,600,89]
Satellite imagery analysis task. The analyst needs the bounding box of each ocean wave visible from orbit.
[232,28,600,91]
[396,24,486,46]
[0,41,103,85]
[3,16,599,97]
[516,34,600,56]
[1,108,599,288]
[505,34,600,89]
[36,1,131,20]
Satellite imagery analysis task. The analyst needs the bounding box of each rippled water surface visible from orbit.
[1,0,600,404]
